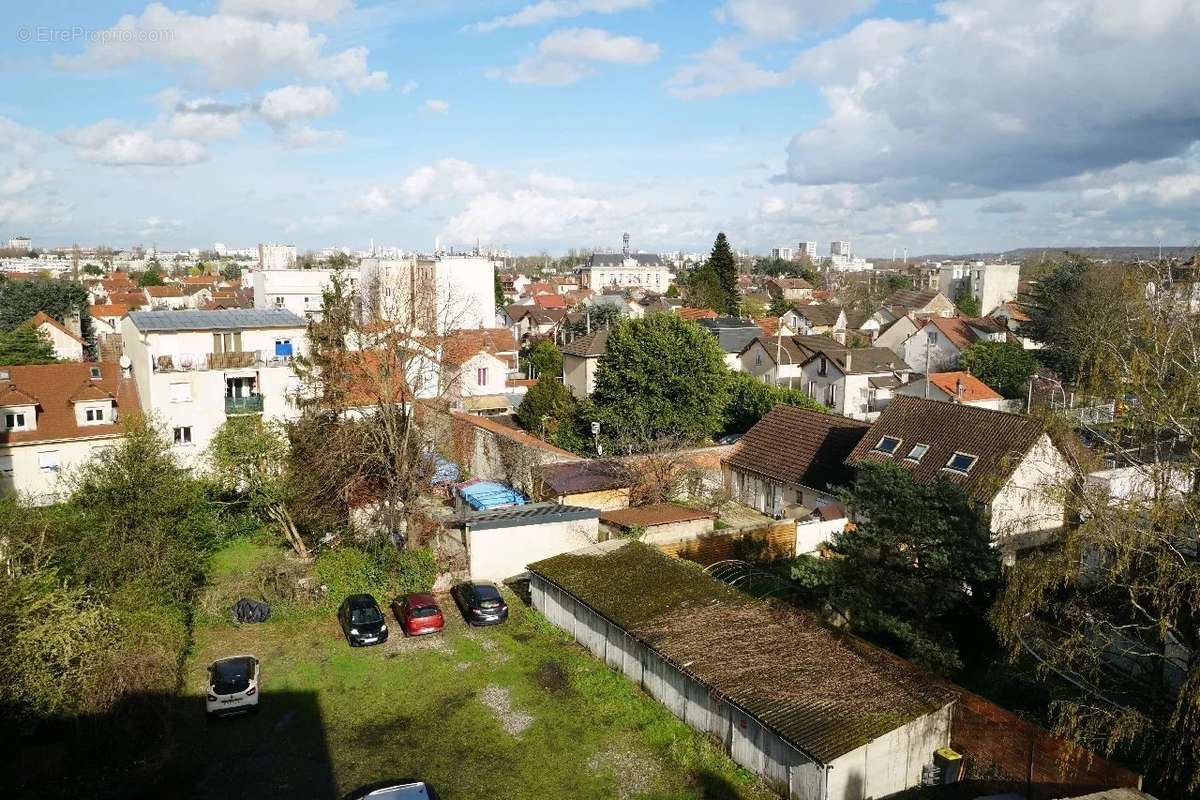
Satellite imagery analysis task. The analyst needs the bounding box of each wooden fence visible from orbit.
[655,521,795,565]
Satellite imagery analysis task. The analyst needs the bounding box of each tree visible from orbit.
[0,323,57,365]
[993,270,1200,794]
[954,288,982,317]
[525,339,562,379]
[721,372,823,435]
[767,296,793,318]
[82,263,103,276]
[741,296,767,318]
[0,277,91,339]
[208,416,309,559]
[959,340,1039,399]
[565,303,625,337]
[220,261,242,280]
[592,314,729,448]
[515,377,576,439]
[494,270,505,308]
[708,233,740,317]
[802,461,999,674]
[664,283,679,298]
[136,265,165,287]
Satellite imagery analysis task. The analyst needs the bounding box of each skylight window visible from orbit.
[945,452,978,473]
[906,443,930,462]
[874,435,902,455]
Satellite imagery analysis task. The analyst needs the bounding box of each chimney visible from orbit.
[844,351,852,372]
[955,377,965,402]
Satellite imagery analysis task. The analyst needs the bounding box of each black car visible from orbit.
[451,581,509,626]
[338,594,389,646]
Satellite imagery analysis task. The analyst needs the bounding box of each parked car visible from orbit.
[451,581,509,626]
[390,592,445,637]
[206,655,259,718]
[343,781,439,799]
[338,594,389,646]
[716,433,743,445]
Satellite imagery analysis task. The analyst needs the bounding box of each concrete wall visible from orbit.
[562,353,597,397]
[989,433,1070,540]
[873,316,917,359]
[555,487,630,511]
[827,703,953,800]
[795,516,845,554]
[37,321,83,361]
[637,516,715,546]
[252,268,352,320]
[468,517,599,582]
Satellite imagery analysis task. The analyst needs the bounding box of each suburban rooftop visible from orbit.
[127,308,307,332]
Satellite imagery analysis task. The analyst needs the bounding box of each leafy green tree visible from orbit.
[525,339,563,379]
[802,461,1000,674]
[741,296,767,318]
[664,283,679,298]
[959,340,1039,398]
[0,323,57,365]
[0,277,91,338]
[136,265,165,287]
[722,371,823,435]
[327,251,356,269]
[515,377,576,439]
[767,296,793,317]
[592,314,729,447]
[220,261,242,281]
[885,273,913,293]
[954,288,982,317]
[494,270,505,308]
[82,263,103,276]
[565,303,625,336]
[708,232,740,316]
[208,417,309,559]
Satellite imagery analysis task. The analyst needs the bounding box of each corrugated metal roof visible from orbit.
[127,308,307,331]
[452,502,599,531]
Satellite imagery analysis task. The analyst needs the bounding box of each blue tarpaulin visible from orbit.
[455,478,527,511]
[429,454,461,486]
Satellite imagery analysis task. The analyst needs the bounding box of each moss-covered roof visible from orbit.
[528,541,955,763]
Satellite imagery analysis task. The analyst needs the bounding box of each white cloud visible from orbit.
[669,38,790,99]
[166,98,249,140]
[715,0,875,40]
[467,0,653,33]
[354,159,490,213]
[421,99,450,114]
[490,27,660,85]
[63,120,207,166]
[0,117,45,160]
[906,217,938,233]
[398,79,418,95]
[60,4,387,92]
[280,126,345,148]
[258,84,338,127]
[218,0,353,22]
[1,168,41,195]
[444,189,610,242]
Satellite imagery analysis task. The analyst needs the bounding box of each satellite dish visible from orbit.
[118,355,132,369]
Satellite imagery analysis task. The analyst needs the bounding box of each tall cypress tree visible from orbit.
[708,232,740,317]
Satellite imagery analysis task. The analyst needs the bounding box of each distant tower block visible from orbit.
[622,232,631,258]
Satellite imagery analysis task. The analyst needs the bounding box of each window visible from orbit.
[824,383,836,407]
[212,332,241,354]
[945,452,978,473]
[85,407,105,423]
[89,366,102,379]
[169,382,192,403]
[273,296,285,308]
[818,355,828,376]
[476,367,488,386]
[906,443,930,462]
[38,450,59,473]
[754,352,763,366]
[874,435,902,455]
[274,338,293,358]
[173,426,193,446]
[5,412,27,430]
[0,455,12,476]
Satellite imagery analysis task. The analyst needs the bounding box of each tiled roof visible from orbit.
[921,316,980,351]
[30,312,84,344]
[89,304,129,319]
[538,458,634,494]
[533,294,568,309]
[753,317,780,337]
[450,411,581,461]
[528,541,952,763]
[810,347,911,376]
[561,328,609,357]
[927,371,1002,403]
[600,503,715,528]
[883,288,944,311]
[678,307,718,322]
[440,328,519,366]
[145,285,183,297]
[792,304,844,328]
[725,406,869,491]
[0,362,138,446]
[0,384,38,407]
[846,395,1046,502]
[769,277,814,290]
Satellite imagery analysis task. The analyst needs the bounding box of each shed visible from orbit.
[454,478,527,511]
[528,541,955,800]
[535,459,634,510]
[441,502,600,582]
[599,503,716,545]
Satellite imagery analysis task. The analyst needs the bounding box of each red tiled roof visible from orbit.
[441,328,520,366]
[182,275,219,285]
[678,307,718,322]
[926,371,1002,403]
[89,304,129,319]
[30,312,84,344]
[145,286,183,297]
[754,317,780,337]
[921,316,979,352]
[600,502,716,529]
[0,362,138,445]
[534,294,568,309]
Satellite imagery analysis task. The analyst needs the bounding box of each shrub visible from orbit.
[314,545,438,604]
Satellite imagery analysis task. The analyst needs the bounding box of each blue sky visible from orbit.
[1,0,1198,256]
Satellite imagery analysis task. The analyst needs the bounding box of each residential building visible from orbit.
[252,267,356,321]
[590,292,643,319]
[831,240,851,257]
[878,288,957,321]
[7,235,32,252]
[764,277,814,302]
[257,243,297,271]
[797,241,818,259]
[901,316,1007,374]
[29,312,84,361]
[846,395,1074,547]
[696,317,761,371]
[503,304,565,343]
[144,285,189,310]
[534,458,633,510]
[89,304,129,337]
[360,255,496,334]
[739,334,830,387]
[991,302,1042,350]
[872,314,920,359]
[724,406,869,518]
[120,309,307,460]
[440,503,600,583]
[561,328,609,397]
[439,327,519,415]
[799,346,912,420]
[530,540,955,800]
[896,371,1007,410]
[770,246,794,261]
[938,262,1020,314]
[781,304,846,340]
[0,362,139,503]
[575,235,671,293]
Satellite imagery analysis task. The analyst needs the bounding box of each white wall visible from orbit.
[468,517,599,582]
[902,329,960,373]
[826,703,952,800]
[989,433,1070,540]
[36,322,83,361]
[795,517,845,554]
[252,268,352,319]
[0,436,121,505]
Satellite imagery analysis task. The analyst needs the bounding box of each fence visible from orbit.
[655,521,796,565]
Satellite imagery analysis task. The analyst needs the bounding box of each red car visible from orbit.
[391,593,445,636]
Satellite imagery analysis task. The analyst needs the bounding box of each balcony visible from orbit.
[225,395,265,415]
[152,350,294,373]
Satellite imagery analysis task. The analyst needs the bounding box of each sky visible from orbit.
[1,0,1199,256]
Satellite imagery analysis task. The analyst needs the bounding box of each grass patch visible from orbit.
[128,539,778,799]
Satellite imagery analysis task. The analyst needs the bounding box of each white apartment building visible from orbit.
[252,267,357,321]
[797,241,818,259]
[7,236,32,251]
[359,255,496,334]
[771,246,794,261]
[257,243,298,271]
[937,262,1021,314]
[831,241,851,257]
[0,362,138,504]
[120,309,308,461]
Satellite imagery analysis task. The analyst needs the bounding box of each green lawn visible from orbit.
[166,540,777,800]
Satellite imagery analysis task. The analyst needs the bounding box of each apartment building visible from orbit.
[120,309,307,460]
[360,255,497,334]
[252,267,357,320]
[937,262,1020,313]
[257,243,298,271]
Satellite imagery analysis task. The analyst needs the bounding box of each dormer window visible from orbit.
[5,412,27,430]
[874,435,902,455]
[945,452,977,473]
[89,367,102,379]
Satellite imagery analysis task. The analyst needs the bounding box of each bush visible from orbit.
[314,545,437,605]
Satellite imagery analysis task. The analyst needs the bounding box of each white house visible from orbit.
[561,328,609,397]
[901,316,1007,374]
[143,285,190,310]
[576,238,671,293]
[440,327,520,415]
[29,312,84,361]
[0,362,139,504]
[257,243,297,271]
[252,267,356,321]
[798,346,912,420]
[120,309,308,462]
[439,503,600,582]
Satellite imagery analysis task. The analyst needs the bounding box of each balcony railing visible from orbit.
[225,395,265,415]
[152,350,294,373]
